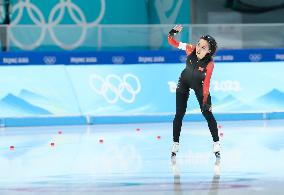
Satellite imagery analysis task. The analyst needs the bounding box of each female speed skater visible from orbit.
[168,24,220,158]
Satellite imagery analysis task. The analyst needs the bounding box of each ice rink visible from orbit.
[1,119,284,194]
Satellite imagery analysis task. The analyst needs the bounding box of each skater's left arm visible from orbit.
[202,61,214,105]
[168,25,195,56]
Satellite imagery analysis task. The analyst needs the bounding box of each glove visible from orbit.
[169,24,183,36]
[169,28,179,36]
[202,103,212,112]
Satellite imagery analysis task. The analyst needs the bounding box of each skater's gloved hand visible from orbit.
[202,103,212,112]
[169,24,183,36]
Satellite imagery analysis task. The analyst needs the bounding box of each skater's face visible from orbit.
[196,38,211,60]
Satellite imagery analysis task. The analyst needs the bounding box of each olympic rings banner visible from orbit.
[0,48,284,66]
[1,61,284,118]
[2,0,189,50]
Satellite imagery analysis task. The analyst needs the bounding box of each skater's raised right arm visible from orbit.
[168,24,195,56]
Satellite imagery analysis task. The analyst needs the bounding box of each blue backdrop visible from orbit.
[1,61,284,118]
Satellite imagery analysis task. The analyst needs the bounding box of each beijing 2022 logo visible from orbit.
[89,73,141,104]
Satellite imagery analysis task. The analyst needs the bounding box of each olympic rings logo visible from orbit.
[249,54,262,62]
[8,0,105,50]
[112,56,125,64]
[43,56,56,64]
[89,73,141,104]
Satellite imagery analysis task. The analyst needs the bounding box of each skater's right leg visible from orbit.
[172,90,189,156]
[173,91,189,142]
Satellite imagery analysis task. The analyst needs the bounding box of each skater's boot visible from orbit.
[213,141,221,158]
[171,142,179,157]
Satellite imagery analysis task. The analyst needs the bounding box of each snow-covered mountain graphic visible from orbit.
[211,89,284,112]
[0,93,51,115]
[0,89,80,117]
[18,89,50,101]
[256,89,284,107]
[213,95,252,112]
[18,89,72,114]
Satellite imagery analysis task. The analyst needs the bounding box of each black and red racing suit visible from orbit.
[168,34,219,143]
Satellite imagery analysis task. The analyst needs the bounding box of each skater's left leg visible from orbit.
[195,89,219,142]
[195,88,220,157]
[202,109,219,143]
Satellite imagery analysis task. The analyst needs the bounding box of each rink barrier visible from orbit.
[1,112,284,127]
[1,116,86,127]
[90,112,284,124]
